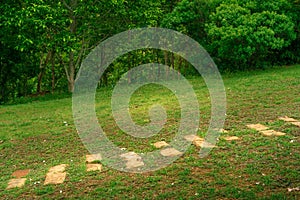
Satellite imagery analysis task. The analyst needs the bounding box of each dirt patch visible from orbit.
[12,169,30,178]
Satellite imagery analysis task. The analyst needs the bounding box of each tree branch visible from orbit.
[62,0,73,12]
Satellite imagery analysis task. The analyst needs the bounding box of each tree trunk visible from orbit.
[170,52,175,79]
[156,49,160,80]
[178,56,182,79]
[51,51,55,94]
[68,51,75,92]
[37,51,52,93]
[64,0,77,93]
[164,51,169,79]
[127,31,132,84]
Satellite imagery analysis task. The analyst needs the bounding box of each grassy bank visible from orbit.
[0,65,299,199]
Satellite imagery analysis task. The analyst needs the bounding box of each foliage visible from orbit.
[0,0,300,103]
[206,0,297,70]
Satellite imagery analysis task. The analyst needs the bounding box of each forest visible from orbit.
[1,0,299,104]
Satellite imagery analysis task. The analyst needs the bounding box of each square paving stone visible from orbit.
[48,164,67,173]
[120,152,145,169]
[87,164,102,172]
[44,164,67,185]
[86,154,102,163]
[223,136,240,141]
[201,141,216,148]
[184,135,197,142]
[160,148,183,157]
[247,124,269,131]
[291,121,300,127]
[6,178,26,189]
[261,130,286,136]
[192,137,204,147]
[44,172,67,185]
[279,116,298,122]
[126,159,145,169]
[153,141,169,148]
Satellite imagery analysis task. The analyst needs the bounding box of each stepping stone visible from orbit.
[288,187,300,192]
[192,137,204,147]
[125,159,144,169]
[44,164,67,185]
[279,116,298,122]
[185,135,217,148]
[271,131,286,136]
[7,169,30,189]
[6,178,26,189]
[120,152,139,160]
[201,141,216,148]
[12,169,30,178]
[261,130,286,136]
[86,154,102,163]
[220,129,229,133]
[120,152,144,169]
[279,116,300,127]
[86,154,103,171]
[160,148,183,157]
[153,141,169,148]
[247,124,286,136]
[44,172,66,185]
[213,128,229,133]
[247,124,269,131]
[184,134,197,142]
[184,134,205,147]
[48,164,67,173]
[86,164,102,172]
[223,136,240,141]
[291,121,300,127]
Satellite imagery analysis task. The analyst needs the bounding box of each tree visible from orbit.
[206,1,297,70]
[0,1,42,102]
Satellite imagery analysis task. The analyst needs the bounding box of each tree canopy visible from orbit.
[1,0,299,103]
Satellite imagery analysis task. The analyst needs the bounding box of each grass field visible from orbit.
[0,65,299,199]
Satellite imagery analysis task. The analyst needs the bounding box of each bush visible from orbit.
[205,0,297,70]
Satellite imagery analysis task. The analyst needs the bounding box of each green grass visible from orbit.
[0,65,299,199]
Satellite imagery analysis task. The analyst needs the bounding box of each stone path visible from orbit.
[6,116,298,190]
[247,124,286,136]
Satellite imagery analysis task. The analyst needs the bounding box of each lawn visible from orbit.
[0,65,299,199]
